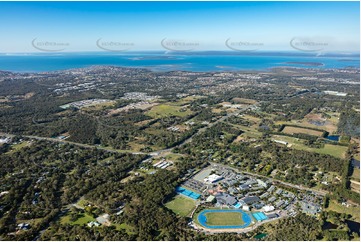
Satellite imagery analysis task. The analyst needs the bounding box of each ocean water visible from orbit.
[0,52,359,72]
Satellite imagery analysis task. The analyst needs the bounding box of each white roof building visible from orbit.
[273,140,288,145]
[206,195,216,203]
[242,205,250,211]
[263,205,275,212]
[204,174,223,183]
[0,137,10,144]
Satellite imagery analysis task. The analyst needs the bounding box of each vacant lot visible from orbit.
[165,195,196,217]
[282,126,324,136]
[205,212,245,226]
[147,104,192,118]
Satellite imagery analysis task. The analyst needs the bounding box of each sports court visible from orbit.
[252,212,268,221]
[175,186,201,200]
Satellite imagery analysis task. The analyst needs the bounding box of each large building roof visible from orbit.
[215,193,237,205]
[242,196,260,205]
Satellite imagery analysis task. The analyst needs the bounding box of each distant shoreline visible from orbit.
[284,61,324,66]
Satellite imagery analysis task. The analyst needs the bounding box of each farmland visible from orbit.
[282,126,324,136]
[146,104,193,118]
[272,135,348,159]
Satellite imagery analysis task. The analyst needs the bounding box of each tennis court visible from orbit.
[175,186,201,200]
[252,212,268,221]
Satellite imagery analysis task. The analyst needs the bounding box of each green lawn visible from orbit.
[114,223,136,235]
[6,141,30,154]
[229,123,262,138]
[165,195,196,217]
[351,168,360,182]
[354,153,360,161]
[326,200,360,222]
[205,212,245,226]
[61,212,96,225]
[272,135,348,159]
[147,104,193,118]
[76,198,89,208]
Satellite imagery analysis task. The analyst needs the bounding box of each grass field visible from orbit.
[170,95,202,106]
[165,195,196,217]
[232,97,257,104]
[76,198,89,208]
[354,153,360,160]
[205,212,245,226]
[275,111,340,133]
[351,168,360,182]
[272,135,348,159]
[6,141,31,154]
[326,200,360,222]
[82,101,116,111]
[165,153,184,161]
[61,212,96,225]
[229,123,262,139]
[147,104,193,118]
[242,114,261,123]
[282,126,323,136]
[114,223,136,234]
[350,181,360,193]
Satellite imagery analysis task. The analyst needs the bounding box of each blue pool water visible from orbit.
[325,135,340,141]
[197,209,252,229]
[233,202,242,209]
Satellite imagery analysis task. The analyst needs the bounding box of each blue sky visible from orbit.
[0,1,359,53]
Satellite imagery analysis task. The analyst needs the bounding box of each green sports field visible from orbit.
[165,195,196,217]
[205,212,245,226]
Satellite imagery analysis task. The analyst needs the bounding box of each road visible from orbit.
[1,103,330,198]
[1,105,250,158]
[144,104,256,158]
[0,132,147,155]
